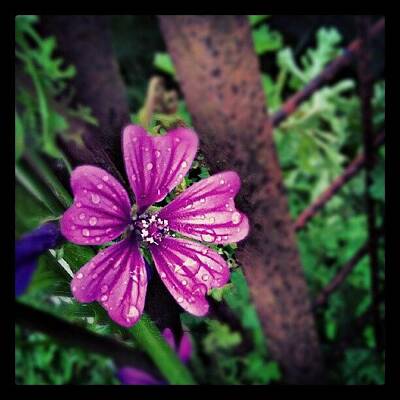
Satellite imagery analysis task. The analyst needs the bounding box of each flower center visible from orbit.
[131,212,170,245]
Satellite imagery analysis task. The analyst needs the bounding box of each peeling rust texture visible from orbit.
[159,15,324,384]
[39,15,131,172]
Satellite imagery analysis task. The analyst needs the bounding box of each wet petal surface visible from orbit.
[60,166,132,245]
[158,172,249,245]
[150,237,230,316]
[123,125,198,213]
[70,238,147,327]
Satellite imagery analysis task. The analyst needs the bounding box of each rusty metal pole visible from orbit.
[159,15,324,384]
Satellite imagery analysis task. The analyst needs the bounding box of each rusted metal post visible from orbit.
[355,15,384,353]
[159,15,324,384]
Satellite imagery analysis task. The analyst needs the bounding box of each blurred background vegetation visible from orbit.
[15,15,385,385]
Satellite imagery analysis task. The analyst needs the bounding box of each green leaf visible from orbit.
[248,15,269,26]
[153,52,176,76]
[15,111,25,161]
[252,24,283,55]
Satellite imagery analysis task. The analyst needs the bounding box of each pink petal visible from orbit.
[158,172,249,245]
[123,125,199,213]
[60,166,132,245]
[178,332,192,363]
[70,238,147,327]
[149,237,230,316]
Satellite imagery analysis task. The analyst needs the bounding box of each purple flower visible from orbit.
[61,125,249,327]
[118,327,192,385]
[15,222,63,296]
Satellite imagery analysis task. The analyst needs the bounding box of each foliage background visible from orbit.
[15,15,385,385]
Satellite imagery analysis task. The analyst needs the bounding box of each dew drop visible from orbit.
[89,216,97,226]
[79,213,86,220]
[101,294,108,302]
[112,205,118,211]
[231,212,241,224]
[101,285,108,293]
[200,198,206,203]
[182,279,188,286]
[127,305,139,318]
[181,160,188,168]
[178,173,183,180]
[76,202,82,208]
[201,233,214,243]
[97,183,103,190]
[208,216,215,224]
[177,296,184,303]
[220,179,225,185]
[202,274,209,281]
[160,272,166,279]
[201,248,208,255]
[82,229,90,237]
[71,225,76,231]
[146,162,154,171]
[102,175,109,182]
[72,286,77,292]
[175,138,181,143]
[95,236,101,242]
[92,273,98,280]
[91,194,100,204]
[76,272,84,279]
[155,150,161,158]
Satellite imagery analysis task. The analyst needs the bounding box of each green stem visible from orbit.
[129,314,196,385]
[15,164,63,216]
[25,151,72,209]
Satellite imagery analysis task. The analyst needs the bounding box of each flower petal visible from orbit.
[178,332,192,363]
[61,166,132,245]
[70,238,147,327]
[118,367,165,385]
[158,172,249,244]
[123,125,199,213]
[149,237,230,316]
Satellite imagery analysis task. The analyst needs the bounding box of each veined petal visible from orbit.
[149,237,230,316]
[61,166,132,245]
[158,172,249,245]
[123,125,198,213]
[70,238,147,327]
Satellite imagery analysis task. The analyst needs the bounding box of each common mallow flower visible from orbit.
[61,125,249,327]
[118,327,192,385]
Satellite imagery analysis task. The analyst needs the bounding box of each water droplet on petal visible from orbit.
[102,175,109,182]
[175,138,181,143]
[155,150,161,158]
[72,286,77,292]
[178,173,183,180]
[181,160,188,168]
[160,272,166,279]
[208,216,215,224]
[201,248,208,255]
[232,212,241,224]
[112,205,118,211]
[127,305,139,319]
[89,217,97,226]
[76,202,82,208]
[177,296,184,303]
[82,229,90,237]
[200,198,206,203]
[101,285,108,293]
[146,162,153,171]
[95,236,101,242]
[76,272,84,279]
[101,294,108,302]
[201,233,214,243]
[97,183,103,190]
[91,194,100,204]
[182,279,188,286]
[79,213,86,220]
[220,179,225,185]
[71,225,76,231]
[202,274,209,281]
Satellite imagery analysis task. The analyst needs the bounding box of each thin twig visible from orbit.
[294,132,385,231]
[272,18,385,127]
[313,225,384,310]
